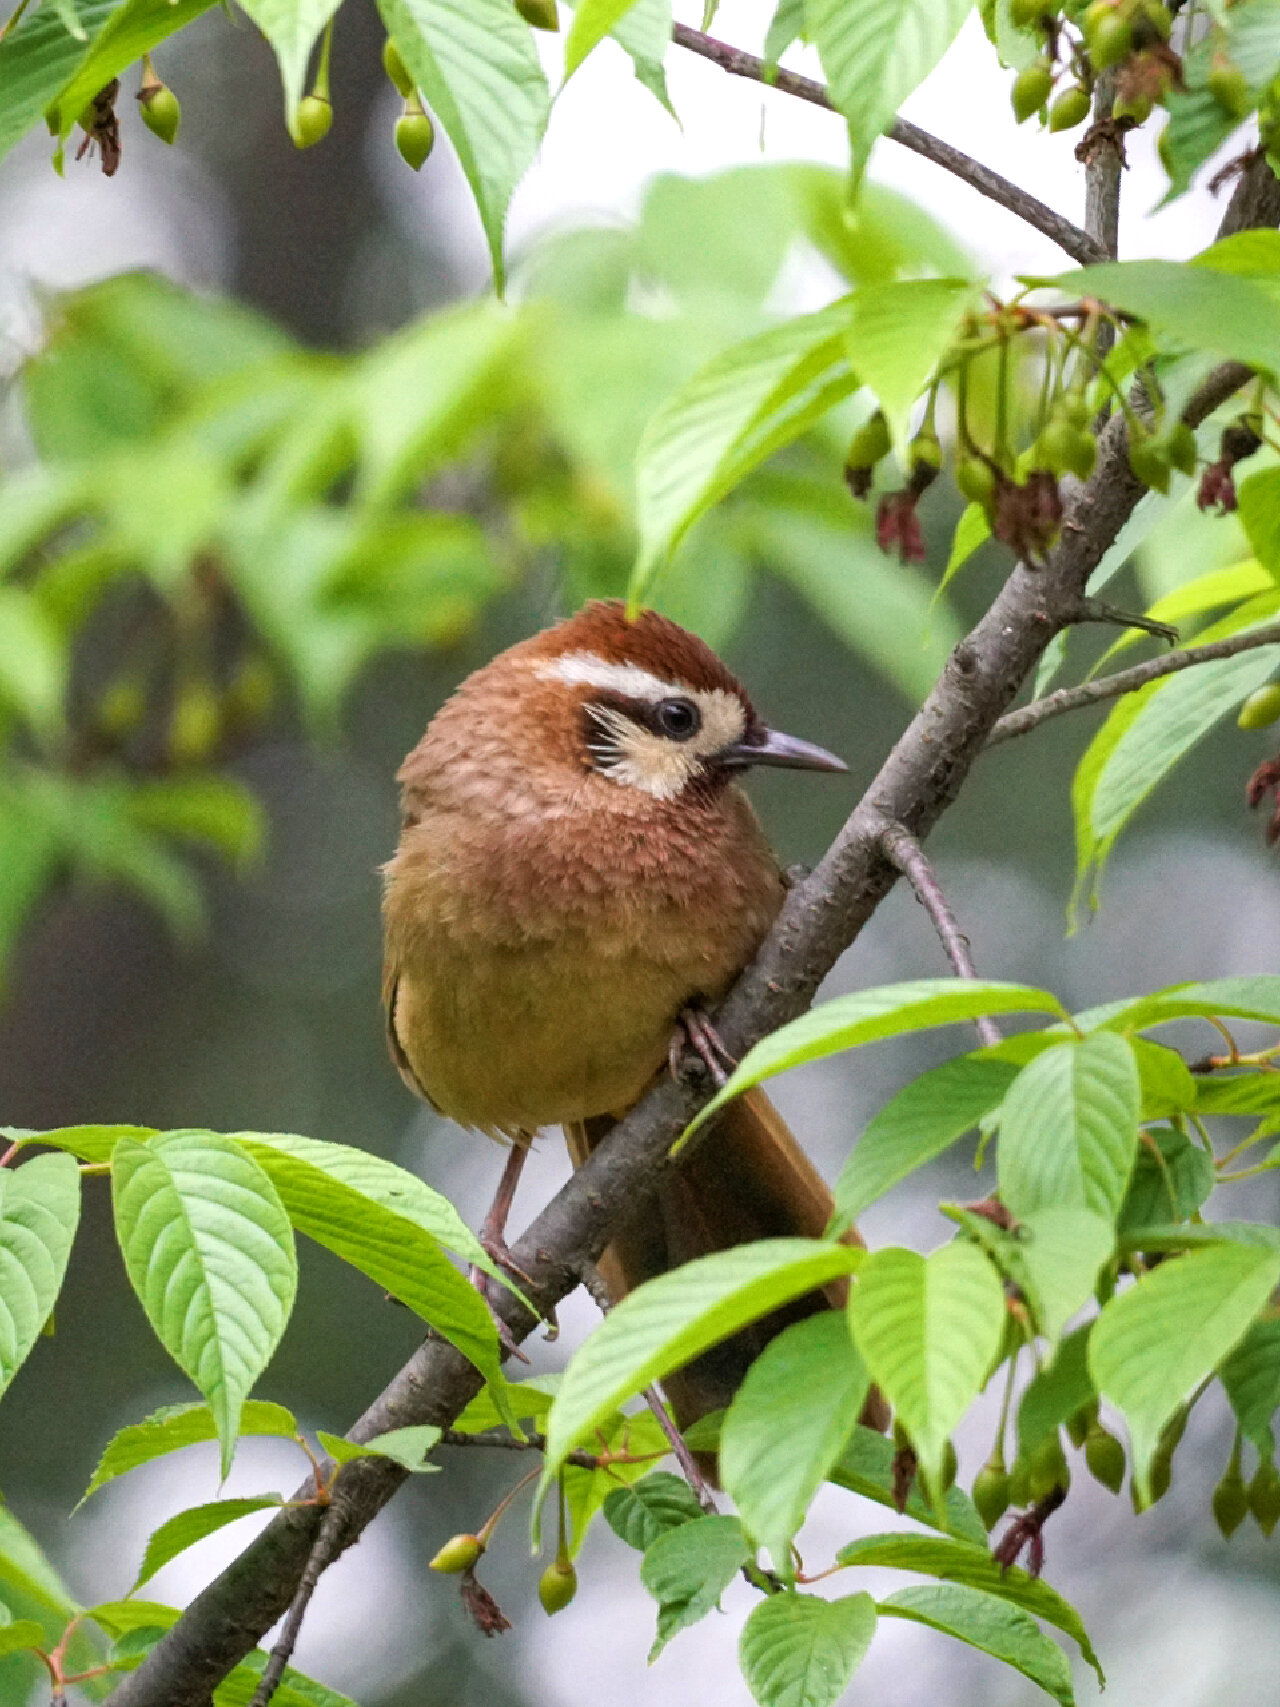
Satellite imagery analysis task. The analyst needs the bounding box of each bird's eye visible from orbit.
[653,697,701,741]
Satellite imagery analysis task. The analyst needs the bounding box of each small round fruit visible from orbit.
[940,1439,958,1491]
[973,1460,1011,1531]
[955,455,997,508]
[538,1559,577,1614]
[292,94,332,148]
[1084,1422,1126,1494]
[846,410,891,473]
[1136,0,1171,41]
[1012,61,1054,123]
[1049,84,1092,131]
[1238,685,1280,731]
[1113,89,1154,124]
[1249,1463,1280,1535]
[138,85,180,144]
[382,38,415,97]
[396,108,435,170]
[1214,1467,1249,1538]
[429,1533,483,1574]
[168,681,221,766]
[1067,428,1098,480]
[910,427,942,476]
[1208,61,1252,120]
[1164,420,1198,476]
[1010,0,1051,27]
[515,0,560,27]
[1084,3,1133,70]
[1027,1433,1070,1501]
[1129,431,1171,494]
[1035,415,1078,476]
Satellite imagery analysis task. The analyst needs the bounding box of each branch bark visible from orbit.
[668,23,1108,267]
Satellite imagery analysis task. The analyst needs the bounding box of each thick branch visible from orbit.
[988,621,1280,746]
[668,23,1107,267]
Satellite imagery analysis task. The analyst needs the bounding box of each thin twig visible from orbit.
[878,820,1002,1049]
[668,23,1107,266]
[438,1428,660,1471]
[642,1386,718,1512]
[987,621,1280,746]
[1070,597,1179,643]
[248,1506,346,1707]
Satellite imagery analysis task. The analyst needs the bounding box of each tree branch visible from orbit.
[987,621,1280,746]
[668,23,1108,267]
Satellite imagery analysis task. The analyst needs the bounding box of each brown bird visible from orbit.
[382,600,858,1425]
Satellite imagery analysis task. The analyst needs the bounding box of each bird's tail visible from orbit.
[565,1087,885,1433]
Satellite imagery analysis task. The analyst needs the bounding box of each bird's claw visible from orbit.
[1247,755,1280,844]
[668,1006,736,1089]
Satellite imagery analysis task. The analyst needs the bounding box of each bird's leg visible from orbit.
[668,1006,737,1089]
[470,1144,536,1363]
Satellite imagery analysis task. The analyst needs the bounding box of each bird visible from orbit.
[381,599,863,1427]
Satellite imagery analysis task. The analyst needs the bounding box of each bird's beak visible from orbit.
[722,727,848,774]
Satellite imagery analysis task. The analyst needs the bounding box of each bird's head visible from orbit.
[504,601,848,804]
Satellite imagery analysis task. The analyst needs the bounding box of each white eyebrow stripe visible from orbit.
[534,652,687,702]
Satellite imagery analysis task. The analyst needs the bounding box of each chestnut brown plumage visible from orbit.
[382,601,864,1425]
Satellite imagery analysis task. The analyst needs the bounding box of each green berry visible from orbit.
[1113,89,1154,124]
[395,106,435,170]
[382,38,415,97]
[1063,390,1092,430]
[955,454,996,508]
[138,83,180,144]
[429,1533,483,1573]
[1049,84,1092,131]
[1067,428,1098,481]
[1012,60,1054,123]
[1129,428,1171,494]
[910,427,942,476]
[1084,1422,1126,1494]
[168,680,221,766]
[972,1458,1011,1531]
[1250,1462,1280,1535]
[1238,685,1280,731]
[1035,415,1079,476]
[846,410,891,473]
[1214,1467,1250,1538]
[1136,0,1171,42]
[1164,419,1198,476]
[515,0,560,27]
[1084,3,1133,70]
[940,1439,958,1491]
[292,93,332,148]
[538,1559,577,1614]
[1010,0,1051,27]
[96,677,147,739]
[1208,62,1253,121]
[1066,1401,1099,1451]
[1028,1433,1070,1501]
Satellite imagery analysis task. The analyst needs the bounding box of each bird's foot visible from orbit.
[468,1261,531,1364]
[1247,755,1280,844]
[669,1006,737,1089]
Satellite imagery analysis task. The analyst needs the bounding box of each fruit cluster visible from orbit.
[1005,0,1183,132]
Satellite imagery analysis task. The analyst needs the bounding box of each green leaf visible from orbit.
[1017,1323,1096,1460]
[828,1424,988,1544]
[631,301,857,600]
[604,1471,705,1551]
[1221,1317,1280,1459]
[0,1505,80,1635]
[880,1583,1075,1706]
[0,589,66,740]
[834,1533,1102,1681]
[0,1153,80,1400]
[234,1133,505,1391]
[316,1425,442,1471]
[564,0,645,76]
[4,1122,155,1164]
[111,1133,297,1476]
[46,0,217,143]
[452,1374,555,1433]
[564,1409,671,1559]
[1117,1126,1215,1235]
[640,1514,750,1658]
[960,1206,1112,1345]
[0,0,119,165]
[690,980,1064,1138]
[123,778,264,871]
[1040,259,1280,376]
[604,0,673,111]
[720,1313,869,1564]
[131,1497,283,1593]
[764,0,805,64]
[0,1611,47,1658]
[1239,469,1280,576]
[848,1242,1005,1489]
[1132,1038,1198,1120]
[373,0,549,288]
[841,278,974,447]
[1090,1240,1280,1502]
[81,1399,300,1504]
[236,0,343,127]
[832,1054,1017,1228]
[235,1131,497,1279]
[941,500,991,591]
[537,1240,863,1520]
[1079,974,1280,1037]
[739,1591,877,1707]
[808,0,975,176]
[997,1032,1140,1223]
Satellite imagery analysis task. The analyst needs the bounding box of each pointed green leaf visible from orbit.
[0,1153,80,1400]
[0,588,67,740]
[641,1514,750,1658]
[835,1533,1101,1680]
[564,1409,671,1559]
[998,1032,1140,1223]
[690,980,1064,1136]
[316,1425,442,1470]
[0,1506,80,1634]
[373,0,549,287]
[1239,469,1280,576]
[236,0,343,127]
[808,0,975,174]
[721,1312,869,1563]
[111,1133,297,1475]
[827,1424,987,1544]
[604,1471,705,1551]
[880,1583,1075,1706]
[1221,1318,1280,1460]
[631,301,857,600]
[739,1591,877,1707]
[131,1497,283,1593]
[1117,1125,1215,1236]
[538,1240,863,1517]
[988,1207,1114,1344]
[832,1054,1017,1228]
[564,0,645,75]
[124,778,264,871]
[0,1612,46,1658]
[1090,1241,1280,1501]
[234,1133,504,1391]
[848,1242,1005,1489]
[842,278,974,446]
[1132,1038,1198,1121]
[1079,974,1280,1037]
[81,1399,300,1504]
